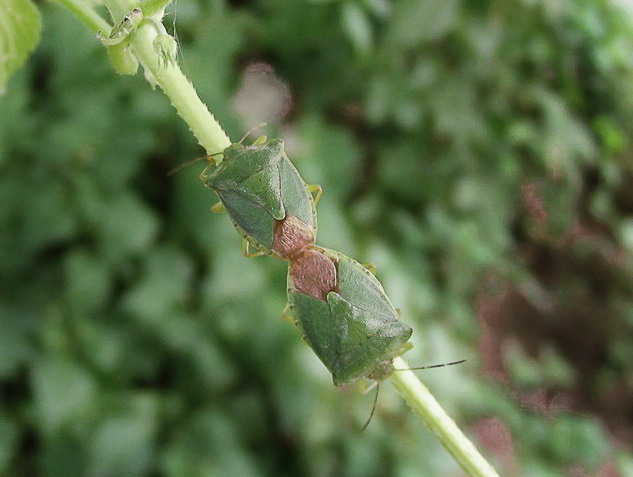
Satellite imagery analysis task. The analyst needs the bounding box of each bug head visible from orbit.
[221,141,246,159]
[359,358,467,432]
[368,360,398,382]
[221,136,282,162]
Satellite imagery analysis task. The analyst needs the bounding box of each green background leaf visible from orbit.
[0,0,42,93]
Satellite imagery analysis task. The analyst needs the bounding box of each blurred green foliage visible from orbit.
[2,0,633,475]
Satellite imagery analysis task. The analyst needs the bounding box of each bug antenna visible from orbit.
[167,156,208,176]
[360,382,380,432]
[394,359,467,372]
[239,122,269,144]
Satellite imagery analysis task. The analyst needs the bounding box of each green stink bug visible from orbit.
[201,137,321,260]
[285,246,413,386]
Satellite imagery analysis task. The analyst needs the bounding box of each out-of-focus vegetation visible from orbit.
[2,0,633,475]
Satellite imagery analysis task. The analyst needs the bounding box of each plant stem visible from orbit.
[128,22,232,152]
[390,357,500,477]
[55,0,112,34]
[59,0,231,153]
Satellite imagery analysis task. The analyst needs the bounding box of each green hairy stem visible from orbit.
[391,357,500,477]
[58,0,230,153]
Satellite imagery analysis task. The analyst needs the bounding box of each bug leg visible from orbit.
[398,342,413,355]
[242,239,266,258]
[199,156,219,182]
[363,263,377,275]
[360,382,380,432]
[281,304,296,324]
[307,184,323,206]
[210,202,226,213]
[251,135,268,146]
[358,380,378,395]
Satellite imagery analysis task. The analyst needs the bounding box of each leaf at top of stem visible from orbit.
[0,0,42,94]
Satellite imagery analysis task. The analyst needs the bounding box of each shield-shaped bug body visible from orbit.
[286,247,413,386]
[202,138,318,259]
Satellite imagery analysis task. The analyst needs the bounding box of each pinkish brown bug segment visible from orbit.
[273,213,336,301]
[272,215,316,260]
[289,247,338,301]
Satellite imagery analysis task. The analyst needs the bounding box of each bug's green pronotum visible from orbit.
[201,136,322,259]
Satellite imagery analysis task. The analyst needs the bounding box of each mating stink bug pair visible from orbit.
[198,135,413,386]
